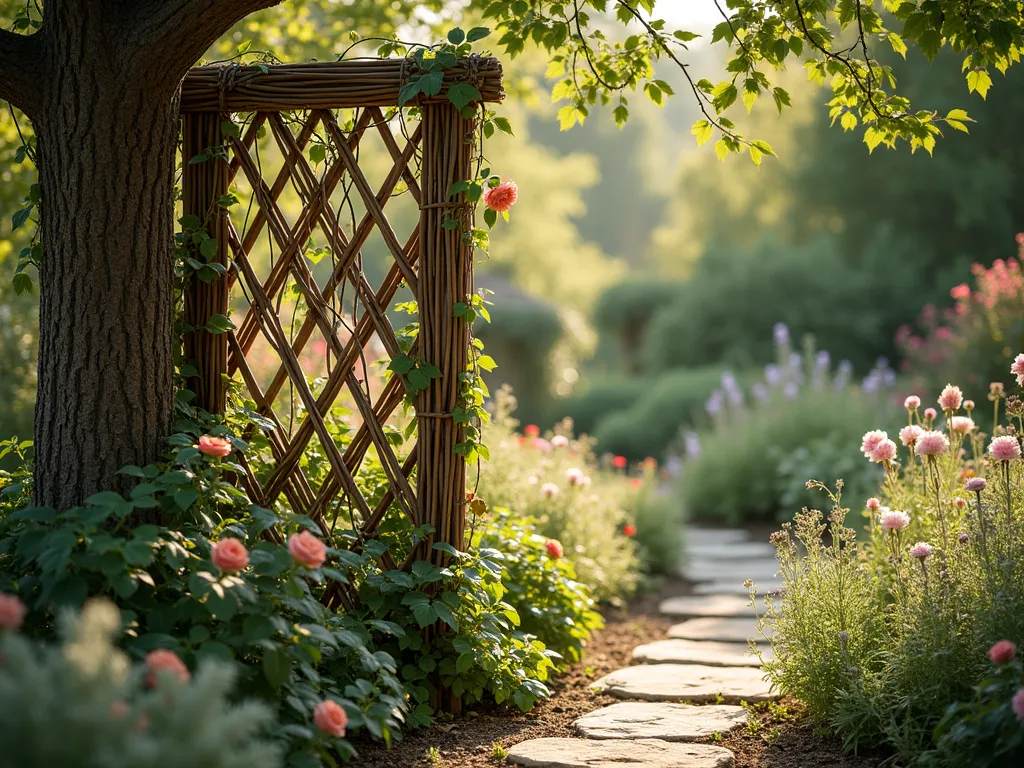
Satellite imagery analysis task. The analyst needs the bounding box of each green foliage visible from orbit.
[592,277,684,373]
[630,480,686,576]
[476,511,604,665]
[552,377,648,440]
[0,600,283,768]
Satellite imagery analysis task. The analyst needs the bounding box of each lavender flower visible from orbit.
[773,322,790,347]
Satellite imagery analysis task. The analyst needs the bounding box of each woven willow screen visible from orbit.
[179,59,503,594]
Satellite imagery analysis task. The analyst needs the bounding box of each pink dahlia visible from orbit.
[950,416,975,435]
[915,431,950,457]
[1013,353,1024,387]
[965,477,987,492]
[878,509,911,530]
[924,408,938,421]
[989,435,1022,461]
[938,384,964,411]
[860,430,888,458]
[869,439,898,463]
[866,497,881,511]
[1014,689,1024,723]
[904,395,921,410]
[899,424,923,447]
[482,180,518,212]
[909,542,933,560]
[989,640,1017,664]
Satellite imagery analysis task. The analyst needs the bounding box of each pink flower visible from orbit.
[909,542,933,560]
[482,180,518,213]
[540,482,559,498]
[545,539,564,558]
[0,593,26,631]
[612,455,628,469]
[566,467,585,486]
[524,424,540,438]
[904,395,921,410]
[631,477,643,488]
[623,524,637,537]
[197,435,232,457]
[914,431,950,457]
[964,399,975,411]
[924,407,938,421]
[1013,353,1024,386]
[989,435,1022,461]
[313,700,348,738]
[145,649,190,688]
[953,497,967,508]
[211,538,249,574]
[866,498,881,511]
[551,435,569,449]
[533,437,552,452]
[899,425,923,447]
[878,509,911,530]
[938,384,963,411]
[1013,689,1024,722]
[869,439,897,463]
[965,477,987,492]
[950,417,975,435]
[580,475,592,488]
[950,283,971,301]
[288,531,327,569]
[860,430,888,458]
[989,640,1017,664]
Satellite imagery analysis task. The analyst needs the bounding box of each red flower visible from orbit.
[612,455,628,469]
[545,539,564,559]
[989,640,1017,664]
[623,524,636,537]
[630,478,642,488]
[524,424,540,438]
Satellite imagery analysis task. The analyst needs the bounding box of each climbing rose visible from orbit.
[545,539,564,558]
[524,424,540,438]
[612,455,628,469]
[966,477,987,492]
[1013,353,1024,387]
[899,425,923,447]
[860,430,888,458]
[566,467,585,486]
[869,439,897,463]
[313,700,348,738]
[915,431,950,457]
[145,650,189,688]
[950,417,975,435]
[989,435,1022,461]
[904,395,921,410]
[623,524,637,537]
[551,435,569,449]
[197,435,232,457]
[210,538,249,574]
[938,384,964,411]
[924,408,938,421]
[1014,689,1024,723]
[878,509,911,531]
[482,180,518,212]
[288,531,327,569]
[540,482,559,498]
[0,593,26,631]
[866,498,881,511]
[989,640,1017,665]
[909,542,933,560]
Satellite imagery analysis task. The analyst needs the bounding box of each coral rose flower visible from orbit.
[989,640,1017,664]
[0,593,26,631]
[288,531,327,569]
[145,649,190,688]
[211,538,249,574]
[482,180,518,212]
[313,700,348,738]
[197,435,232,457]
[1013,689,1024,723]
[545,539,564,559]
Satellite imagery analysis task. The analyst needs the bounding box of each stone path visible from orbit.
[507,526,782,767]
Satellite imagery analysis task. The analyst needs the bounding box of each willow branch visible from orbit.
[0,28,43,116]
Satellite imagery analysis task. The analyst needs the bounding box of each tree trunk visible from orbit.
[33,5,179,508]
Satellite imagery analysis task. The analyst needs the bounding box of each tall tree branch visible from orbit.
[0,28,43,117]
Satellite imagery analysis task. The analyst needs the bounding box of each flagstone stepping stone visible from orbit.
[684,541,776,560]
[506,737,735,767]
[591,663,778,703]
[633,639,772,667]
[685,528,749,546]
[659,594,765,619]
[692,579,783,596]
[668,617,770,643]
[682,558,779,583]
[574,702,748,741]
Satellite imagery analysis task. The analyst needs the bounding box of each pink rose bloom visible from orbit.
[915,431,950,457]
[482,180,518,212]
[566,468,584,486]
[938,384,963,411]
[211,538,249,574]
[1013,353,1024,386]
[551,435,569,449]
[145,649,190,688]
[950,417,975,435]
[904,395,921,410]
[1013,689,1024,723]
[545,539,564,558]
[313,700,348,738]
[878,509,911,531]
[909,542,933,560]
[288,531,327,569]
[899,424,923,447]
[924,407,938,421]
[965,477,987,492]
[866,498,881,511]
[197,435,232,457]
[860,430,888,458]
[869,439,897,463]
[0,593,26,631]
[989,435,1022,461]
[989,640,1017,664]
[540,482,559,499]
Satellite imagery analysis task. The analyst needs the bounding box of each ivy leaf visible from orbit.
[420,71,445,97]
[447,83,481,112]
[200,238,219,260]
[12,207,32,231]
[388,354,416,375]
[466,27,491,42]
[309,144,326,164]
[447,27,465,44]
[205,314,235,334]
[12,272,33,295]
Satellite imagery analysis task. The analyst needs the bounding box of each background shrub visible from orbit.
[591,277,684,374]
[551,376,648,439]
[630,481,686,576]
